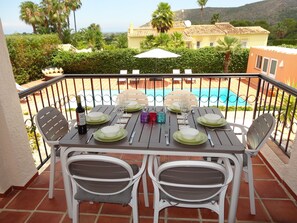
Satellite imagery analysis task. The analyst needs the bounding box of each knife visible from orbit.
[208,133,214,147]
[129,131,136,144]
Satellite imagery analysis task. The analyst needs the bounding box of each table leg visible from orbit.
[228,153,243,223]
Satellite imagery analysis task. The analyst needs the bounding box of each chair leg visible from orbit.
[131,197,139,223]
[247,156,256,215]
[48,146,56,199]
[142,171,149,207]
[72,199,79,223]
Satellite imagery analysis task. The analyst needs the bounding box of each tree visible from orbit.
[71,23,104,50]
[197,0,208,17]
[216,36,241,73]
[274,22,288,39]
[211,13,220,24]
[65,0,82,32]
[151,2,173,33]
[19,1,41,34]
[170,32,184,48]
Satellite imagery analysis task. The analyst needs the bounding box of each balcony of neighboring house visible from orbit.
[1,72,297,223]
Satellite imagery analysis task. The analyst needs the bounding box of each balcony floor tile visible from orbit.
[1,155,296,223]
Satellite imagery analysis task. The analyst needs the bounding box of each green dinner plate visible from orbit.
[86,114,111,125]
[173,131,208,145]
[124,104,143,112]
[93,128,128,142]
[196,116,227,127]
[167,106,181,113]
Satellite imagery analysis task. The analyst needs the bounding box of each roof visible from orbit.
[252,46,297,55]
[129,21,270,37]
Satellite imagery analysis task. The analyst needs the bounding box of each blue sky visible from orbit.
[0,0,263,34]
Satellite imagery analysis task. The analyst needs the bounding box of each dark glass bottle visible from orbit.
[76,96,87,134]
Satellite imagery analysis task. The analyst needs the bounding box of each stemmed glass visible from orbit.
[116,95,125,124]
[179,96,191,125]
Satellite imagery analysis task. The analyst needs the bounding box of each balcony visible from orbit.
[1,73,297,222]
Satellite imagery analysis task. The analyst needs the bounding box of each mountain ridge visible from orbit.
[174,0,297,25]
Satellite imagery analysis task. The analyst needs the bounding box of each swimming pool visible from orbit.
[69,88,250,108]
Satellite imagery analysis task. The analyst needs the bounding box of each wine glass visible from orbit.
[179,96,191,125]
[116,95,125,123]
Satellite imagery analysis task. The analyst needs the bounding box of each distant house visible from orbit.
[247,46,297,84]
[128,21,269,49]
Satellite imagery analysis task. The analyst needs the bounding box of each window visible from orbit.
[269,59,278,76]
[196,41,200,48]
[210,42,214,47]
[262,58,269,74]
[241,40,248,48]
[255,55,262,69]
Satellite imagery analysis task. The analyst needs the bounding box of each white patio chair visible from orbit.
[130,69,140,84]
[35,107,69,199]
[184,69,196,84]
[148,155,233,223]
[119,89,148,106]
[118,69,128,84]
[228,113,276,215]
[172,69,181,83]
[65,152,148,223]
[164,90,197,107]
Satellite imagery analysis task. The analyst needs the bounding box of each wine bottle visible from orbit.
[76,95,87,134]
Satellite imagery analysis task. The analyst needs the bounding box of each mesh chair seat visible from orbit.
[72,163,139,204]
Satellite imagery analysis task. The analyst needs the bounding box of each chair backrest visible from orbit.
[120,70,128,74]
[172,69,180,74]
[149,157,233,203]
[66,154,136,195]
[184,69,192,74]
[164,90,197,106]
[35,107,69,144]
[246,113,275,154]
[132,69,140,74]
[119,89,148,106]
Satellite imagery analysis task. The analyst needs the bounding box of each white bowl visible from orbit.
[180,128,199,140]
[204,114,221,124]
[126,101,138,108]
[87,112,104,121]
[101,125,120,138]
[172,102,180,109]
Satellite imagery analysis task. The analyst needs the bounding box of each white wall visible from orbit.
[0,20,37,194]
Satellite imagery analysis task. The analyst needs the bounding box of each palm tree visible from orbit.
[216,36,241,73]
[170,32,184,48]
[19,1,41,33]
[211,13,220,24]
[65,0,82,32]
[197,0,208,17]
[151,2,173,33]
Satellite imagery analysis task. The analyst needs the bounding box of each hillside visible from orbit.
[174,0,297,25]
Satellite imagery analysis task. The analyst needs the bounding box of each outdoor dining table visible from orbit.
[59,105,244,223]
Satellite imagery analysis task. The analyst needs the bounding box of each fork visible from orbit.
[164,129,169,146]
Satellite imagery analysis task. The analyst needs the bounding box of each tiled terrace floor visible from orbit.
[1,153,297,223]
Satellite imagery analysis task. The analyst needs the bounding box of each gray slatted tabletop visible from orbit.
[60,105,244,154]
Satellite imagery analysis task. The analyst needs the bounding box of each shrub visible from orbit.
[51,47,248,74]
[6,34,61,84]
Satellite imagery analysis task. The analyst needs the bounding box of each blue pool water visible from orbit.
[70,88,249,108]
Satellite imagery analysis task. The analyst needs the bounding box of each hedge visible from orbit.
[6,34,61,84]
[6,34,249,84]
[52,47,249,74]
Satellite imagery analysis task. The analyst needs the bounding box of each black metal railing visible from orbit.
[18,73,297,169]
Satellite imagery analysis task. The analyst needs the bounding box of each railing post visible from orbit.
[253,77,262,120]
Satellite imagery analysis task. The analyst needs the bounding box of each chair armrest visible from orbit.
[132,155,148,180]
[228,123,248,147]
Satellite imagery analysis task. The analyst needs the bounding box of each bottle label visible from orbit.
[77,112,86,125]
